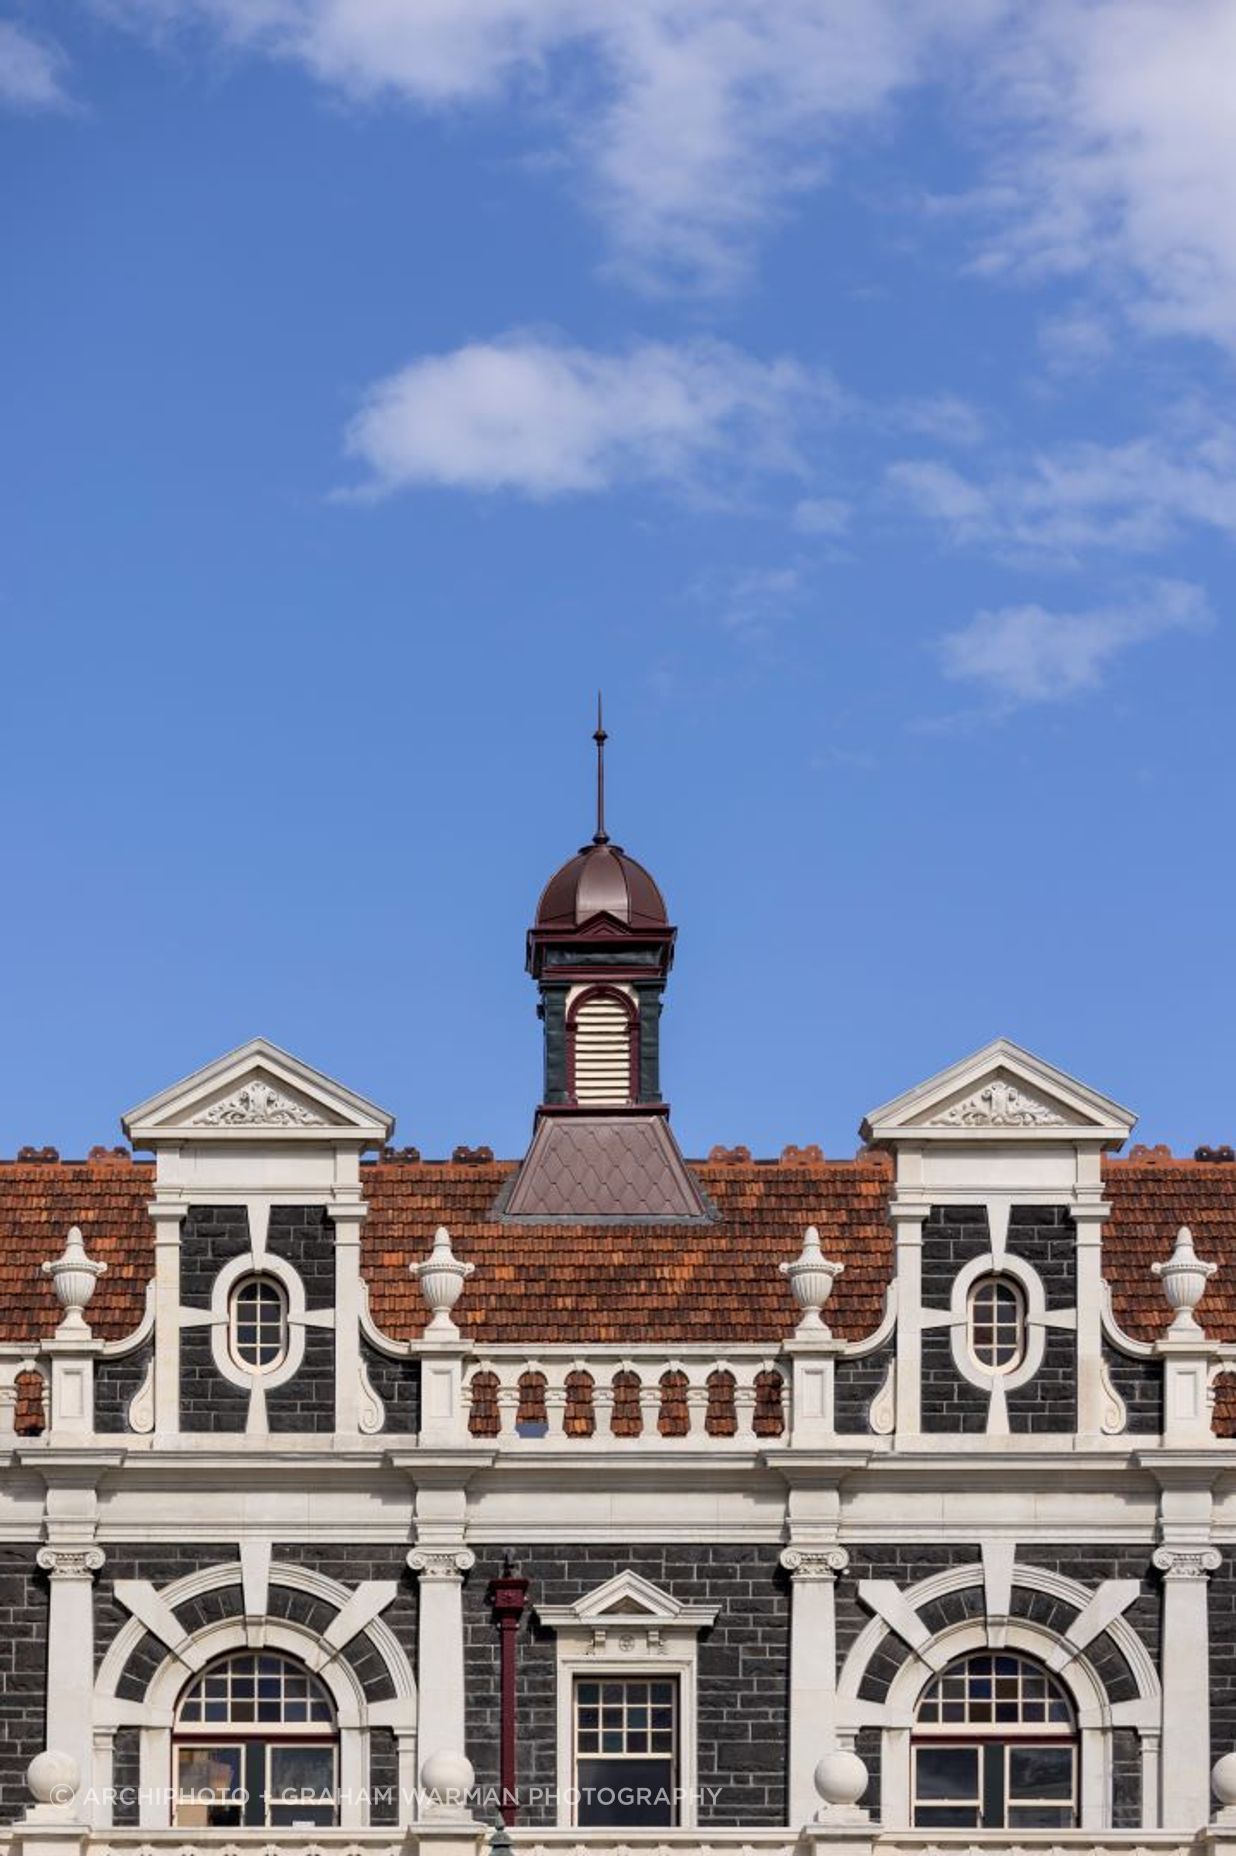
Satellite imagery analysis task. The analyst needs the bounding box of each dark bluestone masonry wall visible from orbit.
[1007,1206,1077,1310]
[463,1544,789,1828]
[112,1728,141,1826]
[921,1205,1079,1432]
[921,1206,990,1433]
[1111,1726,1141,1828]
[265,1326,335,1432]
[0,1550,48,1819]
[180,1205,251,1432]
[178,1203,339,1433]
[1007,1327,1075,1433]
[1103,1341,1162,1434]
[96,1341,151,1434]
[1209,1553,1236,1767]
[835,1543,1160,1826]
[835,1339,894,1434]
[267,1206,336,1310]
[95,1542,417,1816]
[360,1337,420,1434]
[180,1327,248,1431]
[181,1206,250,1307]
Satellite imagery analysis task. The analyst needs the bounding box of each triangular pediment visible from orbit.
[122,1037,394,1149]
[537,1569,717,1634]
[861,1038,1135,1147]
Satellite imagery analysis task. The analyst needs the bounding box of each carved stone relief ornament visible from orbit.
[407,1548,476,1581]
[1152,1546,1221,1581]
[36,1546,105,1581]
[779,1546,850,1581]
[930,1080,1067,1128]
[191,1081,327,1128]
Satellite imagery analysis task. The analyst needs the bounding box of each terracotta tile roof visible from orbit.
[0,1148,1234,1354]
[1103,1155,1236,1343]
[0,1158,153,1344]
[362,1153,894,1344]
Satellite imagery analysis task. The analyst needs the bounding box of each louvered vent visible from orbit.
[572,993,634,1105]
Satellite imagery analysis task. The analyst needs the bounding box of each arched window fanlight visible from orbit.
[914,1652,1076,1829]
[967,1275,1026,1373]
[174,1651,337,1828]
[229,1276,289,1374]
[568,987,637,1106]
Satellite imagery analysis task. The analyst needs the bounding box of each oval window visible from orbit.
[967,1275,1025,1373]
[229,1276,288,1373]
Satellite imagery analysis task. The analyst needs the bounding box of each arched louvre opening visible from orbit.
[913,1652,1076,1829]
[569,988,636,1105]
[173,1652,338,1828]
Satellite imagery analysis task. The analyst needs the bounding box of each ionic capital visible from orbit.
[408,1547,475,1582]
[37,1545,105,1581]
[1153,1545,1221,1581]
[780,1545,849,1582]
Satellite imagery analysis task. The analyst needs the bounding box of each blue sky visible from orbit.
[1,1,1234,1162]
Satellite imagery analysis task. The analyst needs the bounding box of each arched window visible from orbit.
[174,1651,337,1827]
[913,1652,1076,1829]
[967,1275,1026,1373]
[229,1276,288,1374]
[568,987,637,1106]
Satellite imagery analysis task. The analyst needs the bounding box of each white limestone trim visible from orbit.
[1099,1356,1129,1437]
[122,1037,395,1148]
[359,1282,413,1361]
[537,1571,717,1830]
[837,1560,1160,1717]
[98,1282,156,1359]
[839,1285,898,1359]
[203,1249,334,1397]
[861,1037,1136,1146]
[97,1559,415,1713]
[933,1250,1075,1402]
[870,1617,1149,1831]
[94,1560,416,1830]
[1101,1283,1158,1361]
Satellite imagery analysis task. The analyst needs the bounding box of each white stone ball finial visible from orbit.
[1152,1224,1218,1335]
[414,1226,475,1339]
[780,1226,845,1338]
[813,1749,870,1824]
[1214,1752,1236,1821]
[26,1749,80,1811]
[419,1749,476,1820]
[41,1227,106,1336]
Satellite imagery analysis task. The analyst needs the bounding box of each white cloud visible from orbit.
[939,578,1211,705]
[0,20,69,109]
[98,0,1003,288]
[968,1,1236,350]
[345,332,819,498]
[889,426,1236,559]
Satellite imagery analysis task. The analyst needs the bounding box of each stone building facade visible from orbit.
[2,804,1236,1851]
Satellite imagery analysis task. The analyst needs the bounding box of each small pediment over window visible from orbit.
[538,1570,717,1635]
[861,1038,1135,1148]
[123,1038,394,1150]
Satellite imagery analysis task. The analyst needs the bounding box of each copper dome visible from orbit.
[534,841,669,932]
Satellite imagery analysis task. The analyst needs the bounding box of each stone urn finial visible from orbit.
[1152,1225,1217,1335]
[414,1226,475,1338]
[41,1228,106,1336]
[780,1225,844,1338]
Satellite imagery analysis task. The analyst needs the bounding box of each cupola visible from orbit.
[526,703,676,1114]
[501,705,707,1223]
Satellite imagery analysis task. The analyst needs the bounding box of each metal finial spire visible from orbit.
[592,692,609,844]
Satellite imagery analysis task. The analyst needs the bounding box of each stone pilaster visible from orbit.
[1154,1544,1221,1828]
[409,1549,476,1767]
[36,1547,105,1820]
[781,1546,849,1828]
